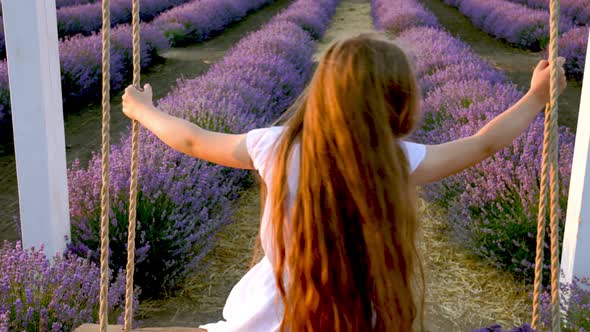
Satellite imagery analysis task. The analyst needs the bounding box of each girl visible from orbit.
[122,34,567,331]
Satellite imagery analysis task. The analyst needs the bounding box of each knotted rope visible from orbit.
[532,0,562,330]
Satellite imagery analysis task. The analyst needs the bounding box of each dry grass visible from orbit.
[418,198,532,331]
[137,186,533,331]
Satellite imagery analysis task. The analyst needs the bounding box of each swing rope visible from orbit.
[98,0,141,330]
[124,0,141,329]
[98,0,111,330]
[532,0,562,330]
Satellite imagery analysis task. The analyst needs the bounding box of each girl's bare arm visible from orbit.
[122,84,254,170]
[411,58,567,186]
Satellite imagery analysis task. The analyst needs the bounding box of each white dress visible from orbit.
[200,126,426,332]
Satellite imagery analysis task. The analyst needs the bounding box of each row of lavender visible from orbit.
[507,0,590,26]
[1,0,340,329]
[373,0,588,330]
[441,0,588,80]
[0,0,192,60]
[56,0,94,8]
[56,0,193,39]
[443,0,574,49]
[0,0,103,13]
[0,0,274,133]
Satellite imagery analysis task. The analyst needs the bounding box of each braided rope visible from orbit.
[548,5,562,332]
[99,0,111,330]
[531,107,551,329]
[532,0,562,330]
[124,0,141,329]
[548,0,562,330]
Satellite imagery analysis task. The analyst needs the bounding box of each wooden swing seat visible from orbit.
[75,324,206,332]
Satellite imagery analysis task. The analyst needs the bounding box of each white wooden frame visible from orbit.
[1,0,70,257]
[561,28,590,288]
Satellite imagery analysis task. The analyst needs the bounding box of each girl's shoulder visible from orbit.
[399,141,426,173]
[246,126,285,177]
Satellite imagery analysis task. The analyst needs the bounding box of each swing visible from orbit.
[74,0,141,330]
[530,0,564,331]
[76,0,566,330]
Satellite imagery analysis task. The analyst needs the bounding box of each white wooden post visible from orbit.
[1,0,70,257]
[561,29,590,288]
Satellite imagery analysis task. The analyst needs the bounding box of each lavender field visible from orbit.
[0,0,588,330]
[440,0,587,80]
[0,0,276,144]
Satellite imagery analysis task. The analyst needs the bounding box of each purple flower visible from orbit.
[537,276,590,330]
[558,26,588,81]
[472,323,537,332]
[0,241,134,331]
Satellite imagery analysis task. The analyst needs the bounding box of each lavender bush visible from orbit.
[508,0,590,26]
[67,136,238,296]
[558,27,588,80]
[59,23,169,108]
[152,0,271,45]
[372,0,438,33]
[56,0,95,9]
[0,241,135,331]
[68,0,339,296]
[372,0,575,282]
[473,324,536,332]
[443,0,573,50]
[56,0,192,38]
[271,0,337,38]
[538,277,590,331]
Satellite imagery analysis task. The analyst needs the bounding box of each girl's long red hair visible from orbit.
[266,34,424,331]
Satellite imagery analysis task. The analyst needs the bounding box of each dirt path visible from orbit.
[312,0,375,60]
[0,0,291,243]
[421,0,582,131]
